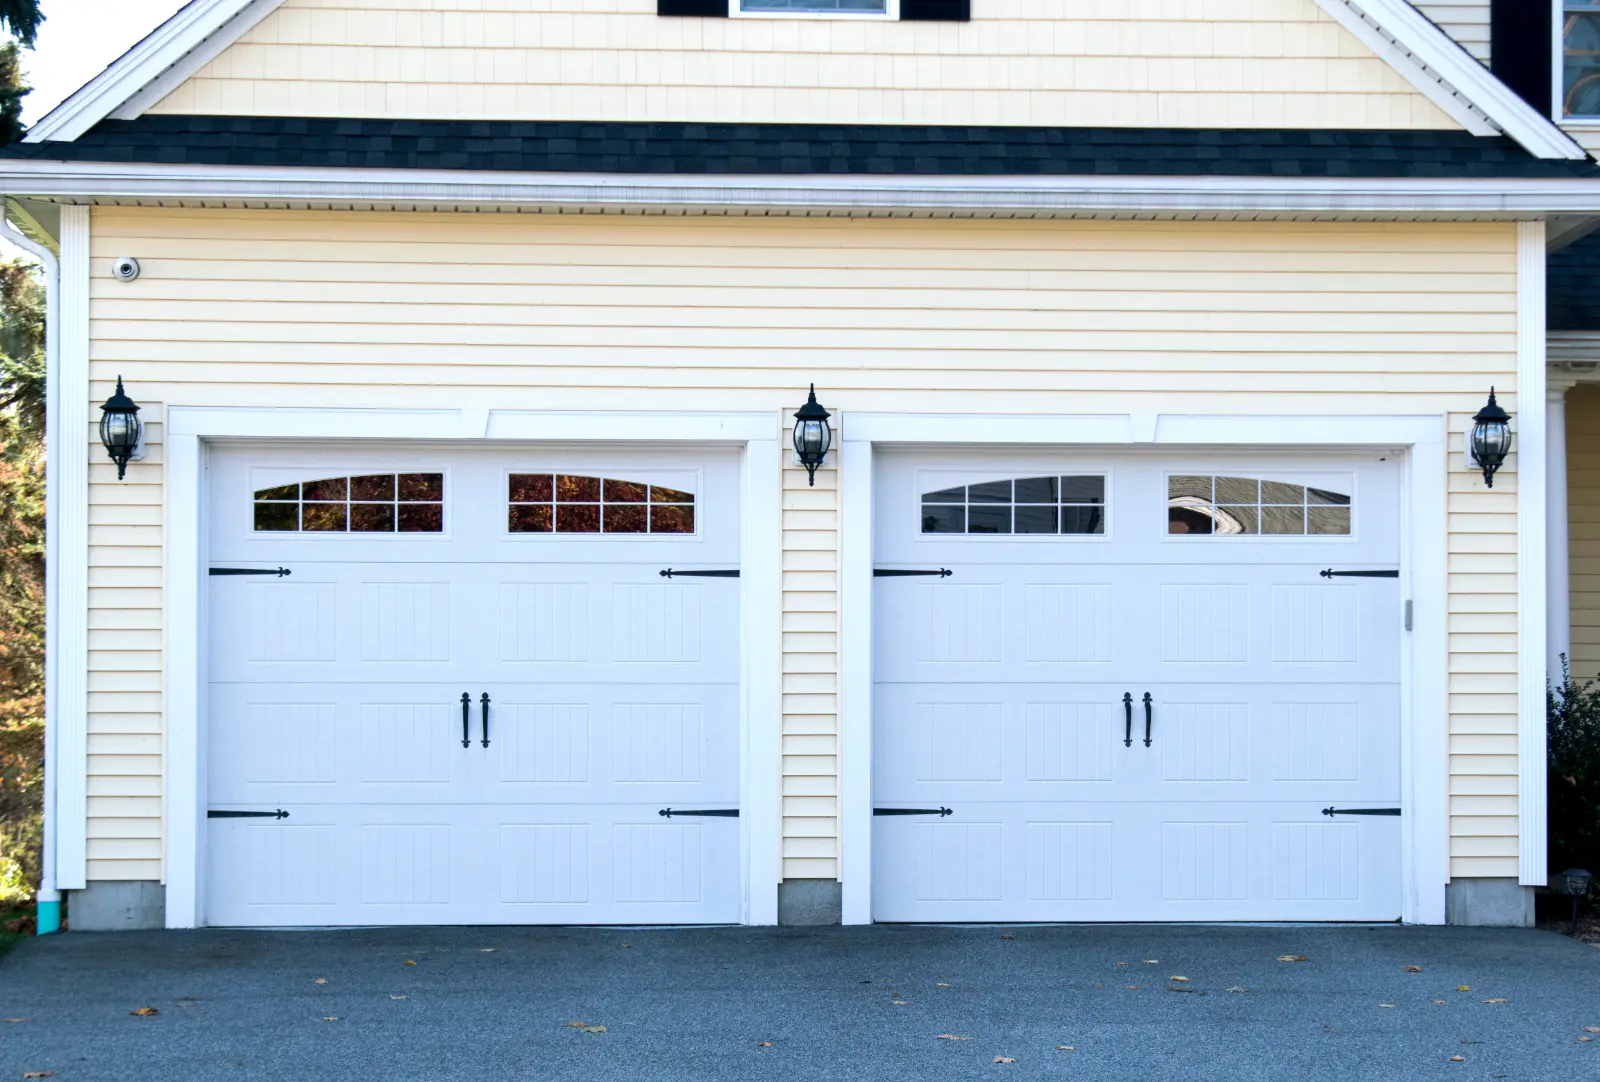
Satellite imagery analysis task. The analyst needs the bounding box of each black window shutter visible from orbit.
[658,0,727,15]
[1490,0,1552,116]
[901,0,969,21]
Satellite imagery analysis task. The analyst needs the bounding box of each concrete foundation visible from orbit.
[1445,877,1535,927]
[778,879,842,926]
[67,881,166,932]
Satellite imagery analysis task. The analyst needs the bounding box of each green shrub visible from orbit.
[1548,655,1600,879]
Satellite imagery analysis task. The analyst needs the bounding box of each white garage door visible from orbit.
[872,452,1403,922]
[205,445,742,926]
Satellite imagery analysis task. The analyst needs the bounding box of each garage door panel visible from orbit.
[205,445,742,927]
[873,451,1403,923]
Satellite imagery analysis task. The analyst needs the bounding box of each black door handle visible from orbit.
[460,692,471,748]
[1122,692,1133,747]
[479,692,491,748]
[1143,692,1153,747]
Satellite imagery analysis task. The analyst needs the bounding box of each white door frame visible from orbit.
[163,406,783,928]
[839,413,1450,926]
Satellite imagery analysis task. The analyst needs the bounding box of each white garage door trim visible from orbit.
[163,407,782,929]
[840,413,1448,926]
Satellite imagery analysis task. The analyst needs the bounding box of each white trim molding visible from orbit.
[53,205,89,891]
[25,0,288,143]
[9,160,1600,219]
[839,412,1449,925]
[1312,0,1587,159]
[162,406,782,928]
[1517,221,1551,888]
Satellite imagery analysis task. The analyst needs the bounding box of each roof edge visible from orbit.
[1311,0,1587,160]
[24,0,285,144]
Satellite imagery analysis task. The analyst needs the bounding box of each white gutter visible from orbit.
[0,211,60,935]
[2,159,1600,217]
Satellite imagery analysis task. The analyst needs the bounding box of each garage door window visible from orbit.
[921,476,1105,535]
[1167,475,1351,536]
[253,473,444,533]
[508,474,696,534]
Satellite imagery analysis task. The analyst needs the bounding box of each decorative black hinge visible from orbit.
[658,808,739,818]
[874,807,953,817]
[659,569,740,578]
[1322,807,1401,817]
[208,809,290,819]
[210,567,292,577]
[1319,569,1399,579]
[874,568,953,578]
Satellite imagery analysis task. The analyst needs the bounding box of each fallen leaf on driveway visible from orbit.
[757,1041,773,1047]
[1581,1036,1593,1043]
[567,1022,589,1028]
[1126,985,1141,990]
[1114,962,1128,967]
[479,949,496,953]
[1456,986,1471,992]
[1056,1045,1075,1051]
[3,1019,31,1023]
[582,1026,607,1033]
[1227,987,1250,994]
[313,978,327,985]
[1585,1026,1600,1033]
[1144,959,1159,964]
[892,1000,907,1006]
[1433,1000,1447,1005]
[1276,955,1308,963]
[389,996,408,1001]
[1450,1055,1465,1062]
[621,944,632,949]
[1169,976,1190,982]
[1483,999,1508,1004]
[1378,1004,1396,1009]
[403,960,416,966]
[936,1035,973,1041]
[323,1017,339,1022]
[22,1072,55,1078]
[993,1056,1015,1064]
[936,983,952,987]
[129,1007,159,1017]
[1404,965,1423,973]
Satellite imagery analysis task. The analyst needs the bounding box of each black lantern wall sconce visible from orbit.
[99,376,142,480]
[1469,387,1512,488]
[793,385,832,487]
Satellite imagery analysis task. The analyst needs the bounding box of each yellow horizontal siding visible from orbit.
[147,0,1457,130]
[86,207,1520,885]
[1413,2,1490,62]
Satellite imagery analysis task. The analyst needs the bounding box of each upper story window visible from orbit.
[1565,3,1600,117]
[740,0,886,12]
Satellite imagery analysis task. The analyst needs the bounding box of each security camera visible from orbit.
[111,257,141,282]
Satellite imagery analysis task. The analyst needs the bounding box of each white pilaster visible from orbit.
[1516,221,1549,888]
[55,205,89,890]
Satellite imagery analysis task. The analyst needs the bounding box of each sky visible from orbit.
[21,0,188,127]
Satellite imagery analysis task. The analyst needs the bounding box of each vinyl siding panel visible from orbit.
[1413,2,1491,63]
[86,208,1519,884]
[146,0,1459,130]
[1567,384,1600,683]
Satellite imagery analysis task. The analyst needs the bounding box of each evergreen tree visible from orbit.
[0,0,41,145]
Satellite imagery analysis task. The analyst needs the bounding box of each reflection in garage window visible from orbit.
[921,476,1105,535]
[1167,475,1350,536]
[508,475,695,534]
[253,473,444,532]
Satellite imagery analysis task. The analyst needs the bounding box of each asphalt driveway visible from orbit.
[1,923,1597,1081]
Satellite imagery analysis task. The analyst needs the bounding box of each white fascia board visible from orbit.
[5,159,1600,216]
[1312,0,1587,160]
[25,0,283,144]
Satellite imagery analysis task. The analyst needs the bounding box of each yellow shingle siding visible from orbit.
[86,208,1519,881]
[147,0,1459,130]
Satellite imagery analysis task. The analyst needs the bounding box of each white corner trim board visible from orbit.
[1310,0,1587,159]
[25,0,287,144]
[838,413,1449,925]
[1517,221,1551,888]
[50,206,89,892]
[161,406,781,928]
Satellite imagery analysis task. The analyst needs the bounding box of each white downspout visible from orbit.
[1,210,61,934]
